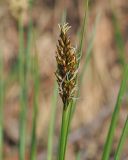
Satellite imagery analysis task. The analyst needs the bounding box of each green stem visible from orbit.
[102,64,128,160]
[76,152,81,160]
[114,116,128,160]
[58,102,73,160]
[77,0,89,66]
[18,16,28,160]
[111,7,126,67]
[71,13,100,118]
[30,56,39,160]
[0,53,4,160]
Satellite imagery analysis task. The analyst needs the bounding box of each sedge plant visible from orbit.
[55,23,79,160]
[56,1,89,159]
[47,10,66,160]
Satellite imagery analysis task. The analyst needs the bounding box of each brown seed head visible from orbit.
[55,23,78,107]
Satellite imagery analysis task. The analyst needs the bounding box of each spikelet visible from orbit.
[55,23,78,108]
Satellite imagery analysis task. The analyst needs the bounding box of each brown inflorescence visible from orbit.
[55,23,78,108]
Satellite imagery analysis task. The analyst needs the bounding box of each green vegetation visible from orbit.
[0,52,4,160]
[0,1,128,160]
[102,64,128,160]
[114,116,128,160]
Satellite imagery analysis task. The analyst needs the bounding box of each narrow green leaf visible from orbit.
[26,14,39,160]
[77,0,89,66]
[30,54,40,160]
[102,64,128,160]
[114,116,128,160]
[80,13,100,82]
[111,12,126,67]
[70,0,89,119]
[0,52,4,160]
[71,12,100,117]
[76,152,81,160]
[18,16,28,160]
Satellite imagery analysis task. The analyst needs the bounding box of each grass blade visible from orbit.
[80,13,100,82]
[111,12,126,66]
[72,12,100,117]
[70,0,89,118]
[18,1,34,158]
[77,0,89,66]
[0,52,4,160]
[18,16,28,160]
[26,13,39,160]
[18,17,25,160]
[30,54,40,160]
[114,116,128,160]
[102,64,128,160]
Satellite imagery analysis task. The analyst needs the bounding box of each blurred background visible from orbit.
[0,0,128,159]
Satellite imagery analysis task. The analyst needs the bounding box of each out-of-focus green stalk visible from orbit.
[0,52,4,160]
[102,64,128,160]
[23,1,39,159]
[77,0,89,66]
[27,11,39,160]
[114,116,128,160]
[76,152,81,160]
[79,13,100,82]
[25,20,32,74]
[111,12,126,67]
[72,10,100,118]
[47,83,58,160]
[18,1,34,159]
[18,16,28,160]
[70,0,89,118]
[30,54,40,160]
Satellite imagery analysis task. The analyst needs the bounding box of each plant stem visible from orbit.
[58,102,73,160]
[30,55,39,160]
[71,12,100,118]
[18,16,28,160]
[102,64,128,160]
[111,6,126,67]
[114,116,128,160]
[0,52,4,160]
[77,0,89,66]
[76,152,81,160]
